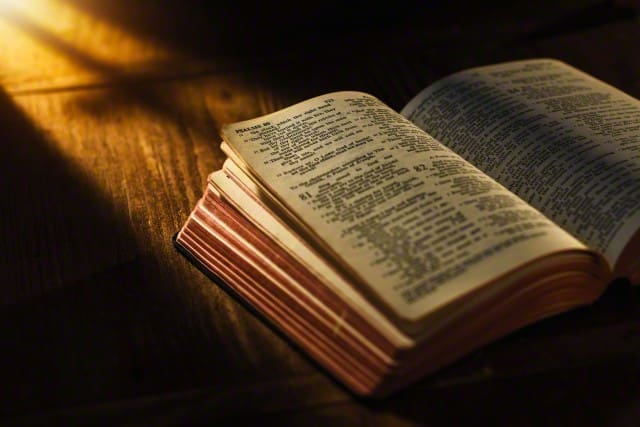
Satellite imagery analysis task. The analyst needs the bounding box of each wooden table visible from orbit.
[1,1,639,424]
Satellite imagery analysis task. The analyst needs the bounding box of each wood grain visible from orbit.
[1,1,640,425]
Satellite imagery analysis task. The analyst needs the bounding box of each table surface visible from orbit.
[1,1,640,425]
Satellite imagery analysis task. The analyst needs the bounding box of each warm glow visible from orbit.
[0,0,13,8]
[0,0,180,94]
[0,0,22,11]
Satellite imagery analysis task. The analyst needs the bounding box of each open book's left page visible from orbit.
[220,92,595,327]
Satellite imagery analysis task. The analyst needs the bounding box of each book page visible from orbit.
[402,59,640,266]
[222,92,588,321]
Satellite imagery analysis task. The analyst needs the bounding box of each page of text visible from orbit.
[223,92,586,320]
[402,59,640,265]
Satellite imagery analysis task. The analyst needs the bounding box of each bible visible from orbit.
[174,59,640,396]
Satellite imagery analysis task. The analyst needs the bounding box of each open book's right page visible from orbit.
[402,59,640,272]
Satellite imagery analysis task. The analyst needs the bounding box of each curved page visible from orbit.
[222,91,594,322]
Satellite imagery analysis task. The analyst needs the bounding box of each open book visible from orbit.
[175,59,640,397]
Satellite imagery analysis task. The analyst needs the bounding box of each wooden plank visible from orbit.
[2,69,640,421]
[0,76,350,417]
[1,3,640,424]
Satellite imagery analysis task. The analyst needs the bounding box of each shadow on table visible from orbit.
[0,88,136,305]
[373,280,640,425]
[0,88,292,419]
